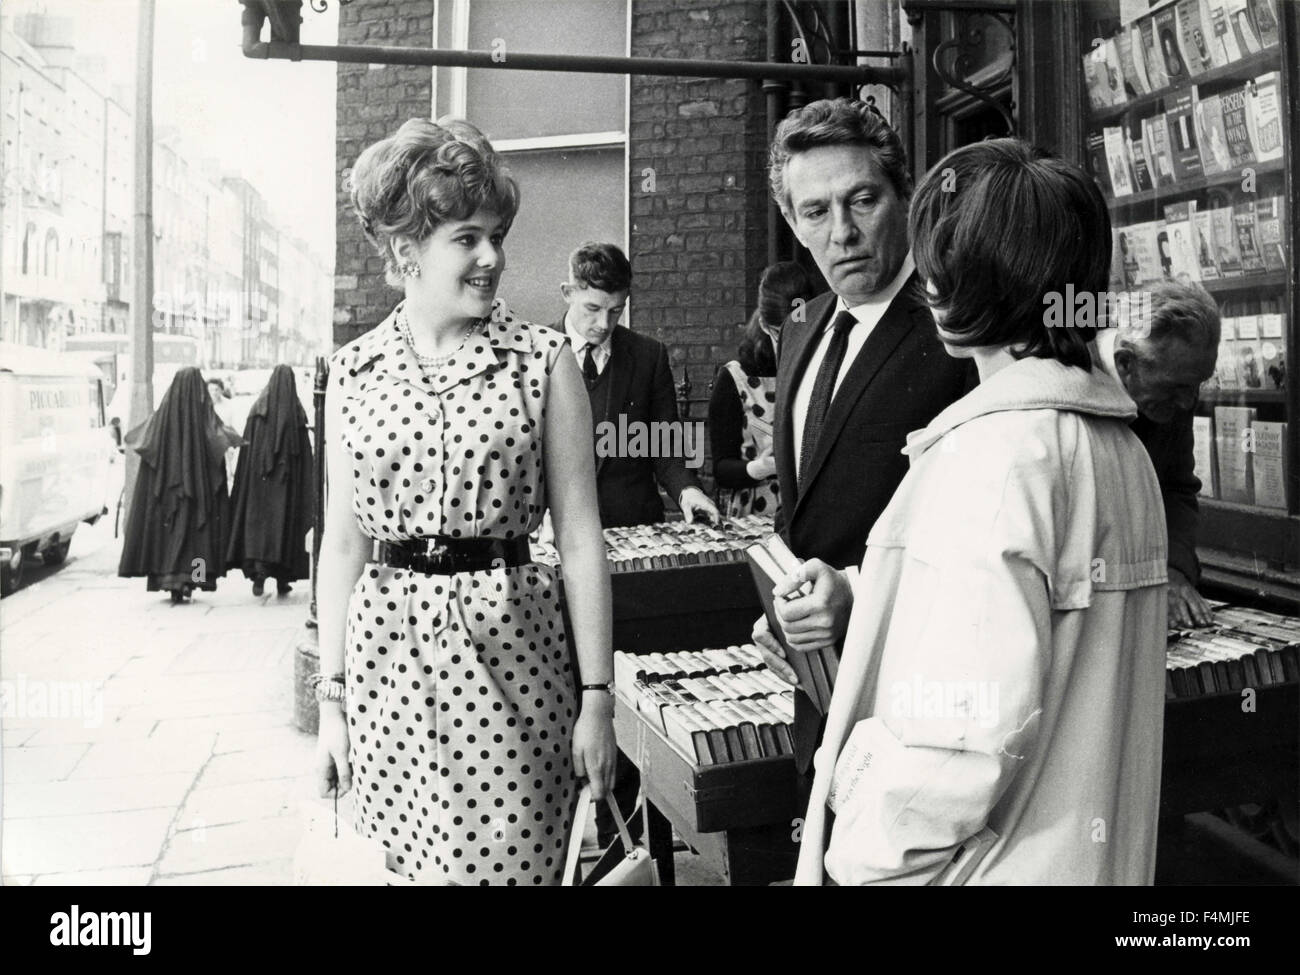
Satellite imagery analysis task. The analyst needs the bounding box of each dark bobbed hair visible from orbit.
[909,138,1111,370]
[769,98,912,215]
[568,241,632,294]
[738,261,815,376]
[348,117,520,286]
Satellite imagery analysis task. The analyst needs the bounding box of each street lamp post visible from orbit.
[122,0,156,520]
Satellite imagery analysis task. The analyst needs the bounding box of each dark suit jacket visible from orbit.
[773,279,974,771]
[552,318,700,528]
[1131,410,1200,584]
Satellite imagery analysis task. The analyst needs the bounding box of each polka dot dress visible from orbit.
[330,300,577,886]
[720,360,780,519]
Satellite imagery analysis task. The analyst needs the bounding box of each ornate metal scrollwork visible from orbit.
[932,10,1016,134]
[309,0,355,12]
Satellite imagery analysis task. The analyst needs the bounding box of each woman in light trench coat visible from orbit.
[794,139,1169,885]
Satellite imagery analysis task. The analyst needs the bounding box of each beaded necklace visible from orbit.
[397,306,485,370]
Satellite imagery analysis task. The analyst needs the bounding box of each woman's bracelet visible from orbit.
[580,682,612,693]
[309,672,346,705]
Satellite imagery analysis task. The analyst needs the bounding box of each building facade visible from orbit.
[0,11,333,367]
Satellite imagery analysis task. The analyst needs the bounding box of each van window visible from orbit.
[20,379,94,440]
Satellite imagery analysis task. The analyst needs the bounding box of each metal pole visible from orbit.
[307,353,326,629]
[242,36,907,87]
[123,0,155,521]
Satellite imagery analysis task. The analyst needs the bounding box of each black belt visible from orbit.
[372,535,532,575]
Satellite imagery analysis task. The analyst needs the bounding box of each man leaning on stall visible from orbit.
[1093,279,1220,628]
[750,98,973,775]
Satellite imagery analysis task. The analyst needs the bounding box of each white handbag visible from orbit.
[562,787,660,886]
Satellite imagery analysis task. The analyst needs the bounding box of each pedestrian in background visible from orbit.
[226,364,313,597]
[709,261,814,520]
[118,367,242,603]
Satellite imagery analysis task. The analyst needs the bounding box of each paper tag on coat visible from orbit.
[827,720,882,814]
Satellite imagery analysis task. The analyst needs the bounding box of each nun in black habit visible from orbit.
[225,365,313,596]
[118,367,243,602]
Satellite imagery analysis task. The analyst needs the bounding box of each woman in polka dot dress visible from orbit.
[708,262,813,520]
[313,118,616,886]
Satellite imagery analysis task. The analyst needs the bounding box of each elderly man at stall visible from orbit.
[1094,281,1220,628]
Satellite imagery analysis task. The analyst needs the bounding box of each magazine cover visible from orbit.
[1175,0,1215,75]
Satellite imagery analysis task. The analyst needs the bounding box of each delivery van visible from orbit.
[0,343,115,594]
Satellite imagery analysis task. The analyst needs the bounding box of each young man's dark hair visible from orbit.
[568,241,632,294]
[909,137,1111,371]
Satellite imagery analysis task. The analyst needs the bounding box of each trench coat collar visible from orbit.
[375,299,533,394]
[903,355,1137,457]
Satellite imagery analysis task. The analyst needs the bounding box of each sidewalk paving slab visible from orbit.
[153,858,294,886]
[3,808,173,875]
[196,739,314,790]
[32,867,154,886]
[175,777,305,829]
[156,814,301,875]
[4,772,193,819]
[2,743,90,784]
[68,734,216,781]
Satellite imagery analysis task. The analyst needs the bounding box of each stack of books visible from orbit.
[1106,193,1287,290]
[615,646,795,764]
[745,534,839,714]
[1167,602,1300,697]
[533,514,775,572]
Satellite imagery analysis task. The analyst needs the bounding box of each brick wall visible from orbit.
[629,0,772,424]
[333,0,776,429]
[333,0,433,350]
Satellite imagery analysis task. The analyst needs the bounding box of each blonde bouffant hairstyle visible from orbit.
[347,117,520,286]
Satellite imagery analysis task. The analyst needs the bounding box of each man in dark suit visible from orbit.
[750,99,973,775]
[551,241,718,528]
[1093,280,1219,627]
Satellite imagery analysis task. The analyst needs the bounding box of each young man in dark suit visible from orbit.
[552,242,719,528]
[751,99,973,775]
[552,242,718,850]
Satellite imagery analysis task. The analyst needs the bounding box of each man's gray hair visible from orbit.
[1137,280,1221,356]
[768,98,912,216]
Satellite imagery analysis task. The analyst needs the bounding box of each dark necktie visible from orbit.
[583,344,600,389]
[799,310,857,486]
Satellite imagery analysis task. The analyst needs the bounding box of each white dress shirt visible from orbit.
[793,252,916,479]
[565,316,613,376]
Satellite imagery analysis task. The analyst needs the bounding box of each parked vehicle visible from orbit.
[0,344,115,593]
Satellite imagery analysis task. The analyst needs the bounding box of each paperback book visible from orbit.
[1215,405,1257,504]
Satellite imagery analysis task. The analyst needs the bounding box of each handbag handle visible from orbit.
[561,787,641,886]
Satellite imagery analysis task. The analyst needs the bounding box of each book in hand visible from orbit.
[745,533,838,716]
